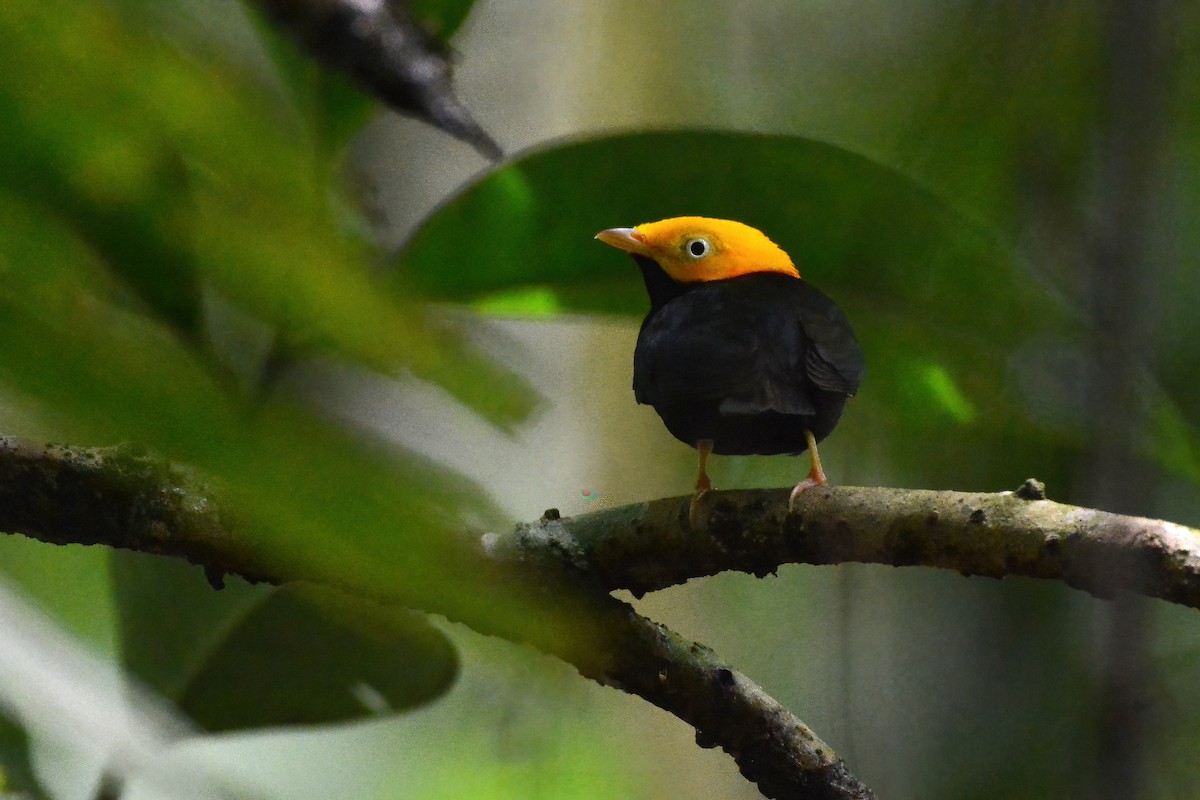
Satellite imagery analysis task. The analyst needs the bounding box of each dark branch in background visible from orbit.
[560,586,871,800]
[0,439,871,800]
[249,0,503,160]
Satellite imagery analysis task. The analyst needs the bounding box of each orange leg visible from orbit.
[689,439,714,527]
[788,429,828,510]
[695,439,714,494]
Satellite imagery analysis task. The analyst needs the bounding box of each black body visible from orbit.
[632,257,864,456]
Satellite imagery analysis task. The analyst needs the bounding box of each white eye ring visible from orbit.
[685,238,711,258]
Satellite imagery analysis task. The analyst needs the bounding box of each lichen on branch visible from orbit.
[495,483,1200,606]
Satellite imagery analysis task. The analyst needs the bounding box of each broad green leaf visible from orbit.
[0,535,115,654]
[178,584,458,731]
[395,131,1200,489]
[110,552,270,702]
[111,555,457,731]
[0,189,585,671]
[397,132,1048,323]
[0,0,531,428]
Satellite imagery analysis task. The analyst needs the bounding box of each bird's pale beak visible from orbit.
[595,227,652,257]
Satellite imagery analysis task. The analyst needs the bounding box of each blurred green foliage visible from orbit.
[409,0,478,40]
[111,554,459,731]
[1,0,1199,799]
[0,715,43,799]
[0,0,541,772]
[0,0,532,425]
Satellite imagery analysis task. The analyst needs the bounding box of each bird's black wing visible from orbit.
[715,277,863,417]
[634,284,773,409]
[793,281,865,397]
[635,275,863,416]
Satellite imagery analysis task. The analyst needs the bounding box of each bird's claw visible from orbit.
[787,479,822,512]
[689,488,711,528]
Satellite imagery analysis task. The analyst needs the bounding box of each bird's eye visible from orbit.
[685,238,711,258]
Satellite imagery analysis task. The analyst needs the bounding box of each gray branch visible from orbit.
[494,480,1200,606]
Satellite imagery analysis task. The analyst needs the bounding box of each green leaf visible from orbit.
[110,551,271,702]
[178,584,459,731]
[396,132,1040,321]
[0,534,115,654]
[395,130,1200,488]
[0,715,46,799]
[0,0,532,428]
[0,184,577,668]
[111,556,458,731]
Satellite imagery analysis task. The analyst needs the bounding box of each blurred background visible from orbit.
[1,1,1199,798]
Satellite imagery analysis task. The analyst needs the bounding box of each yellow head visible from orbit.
[595,216,799,283]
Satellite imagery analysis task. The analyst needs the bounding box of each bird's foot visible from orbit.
[689,487,711,528]
[789,434,828,512]
[787,477,825,511]
[690,446,714,528]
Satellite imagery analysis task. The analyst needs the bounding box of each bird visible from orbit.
[595,216,864,522]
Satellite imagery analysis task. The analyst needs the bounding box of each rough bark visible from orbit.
[496,481,1200,606]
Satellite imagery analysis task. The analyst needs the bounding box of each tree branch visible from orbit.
[6,443,1200,798]
[0,437,245,580]
[0,438,872,799]
[494,480,1200,606]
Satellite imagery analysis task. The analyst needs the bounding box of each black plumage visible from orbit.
[596,216,863,517]
[632,257,864,458]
